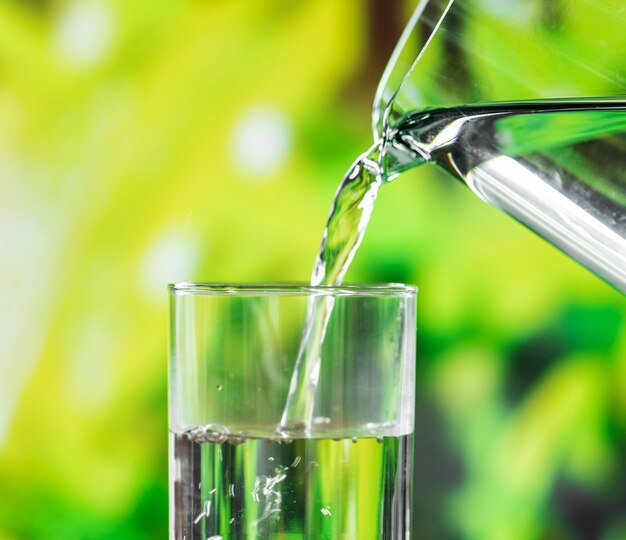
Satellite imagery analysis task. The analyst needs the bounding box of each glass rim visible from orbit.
[169,282,417,297]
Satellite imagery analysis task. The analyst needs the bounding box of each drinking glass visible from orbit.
[169,283,417,539]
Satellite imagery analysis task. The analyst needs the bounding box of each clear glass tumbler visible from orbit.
[169,283,416,539]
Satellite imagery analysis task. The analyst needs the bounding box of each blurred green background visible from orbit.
[0,0,625,538]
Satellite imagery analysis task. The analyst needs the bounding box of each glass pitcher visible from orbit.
[374,0,626,292]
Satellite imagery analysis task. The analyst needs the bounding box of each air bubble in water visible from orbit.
[186,423,229,444]
[227,435,246,446]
